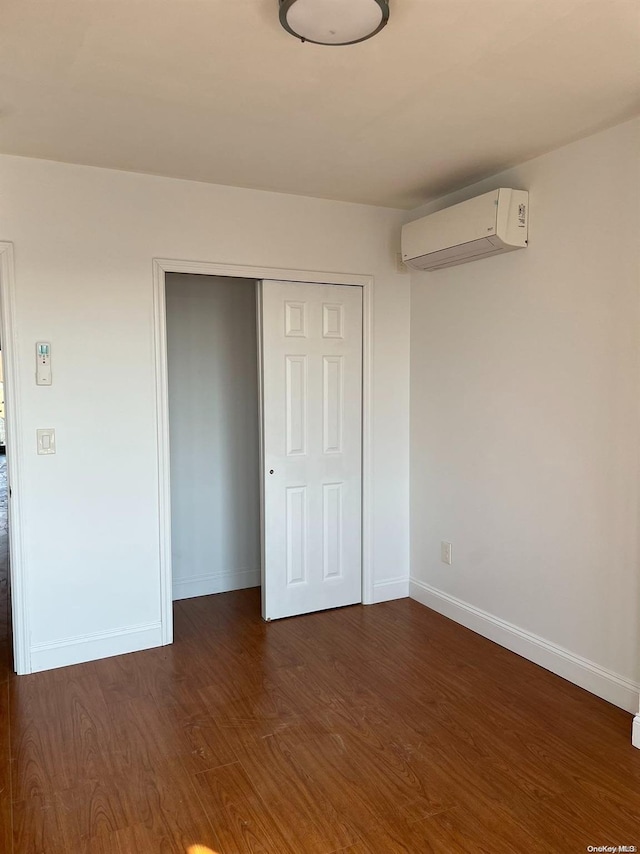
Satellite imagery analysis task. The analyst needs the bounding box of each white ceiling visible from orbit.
[1,0,638,209]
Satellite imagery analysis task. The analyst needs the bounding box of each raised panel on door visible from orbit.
[322,482,343,580]
[323,356,343,454]
[285,485,307,585]
[260,280,362,621]
[285,355,307,456]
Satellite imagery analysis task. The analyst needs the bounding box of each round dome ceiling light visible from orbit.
[279,0,390,46]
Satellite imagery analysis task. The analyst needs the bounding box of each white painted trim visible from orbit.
[153,258,375,636]
[373,577,409,603]
[152,260,173,645]
[0,242,30,674]
[410,579,640,713]
[256,282,267,619]
[361,276,374,605]
[632,715,640,749]
[173,569,260,601]
[30,622,162,672]
[153,258,370,288]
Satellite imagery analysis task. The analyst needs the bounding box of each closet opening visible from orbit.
[166,273,261,605]
[155,259,373,640]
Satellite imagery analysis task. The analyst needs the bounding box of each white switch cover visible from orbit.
[441,541,452,565]
[36,342,52,386]
[37,429,56,455]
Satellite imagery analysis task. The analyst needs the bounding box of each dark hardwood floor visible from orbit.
[1,483,640,851]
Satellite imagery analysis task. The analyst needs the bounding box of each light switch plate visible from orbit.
[37,429,56,455]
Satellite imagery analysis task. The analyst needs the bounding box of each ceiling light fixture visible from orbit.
[279,0,389,46]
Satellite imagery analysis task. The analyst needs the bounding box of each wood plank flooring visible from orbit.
[1,482,640,849]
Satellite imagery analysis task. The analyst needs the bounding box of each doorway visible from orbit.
[154,259,374,645]
[165,274,261,602]
[0,348,8,679]
[0,242,28,674]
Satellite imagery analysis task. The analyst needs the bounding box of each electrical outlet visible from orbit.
[441,541,452,565]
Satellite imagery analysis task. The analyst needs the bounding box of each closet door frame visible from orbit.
[152,258,373,645]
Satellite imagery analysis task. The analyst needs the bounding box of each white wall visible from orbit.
[166,274,260,601]
[409,118,640,711]
[0,154,410,672]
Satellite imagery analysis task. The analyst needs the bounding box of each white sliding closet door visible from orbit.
[260,280,362,621]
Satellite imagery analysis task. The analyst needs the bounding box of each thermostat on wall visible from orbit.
[36,341,52,385]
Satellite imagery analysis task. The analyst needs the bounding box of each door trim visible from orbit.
[0,242,29,673]
[152,258,374,645]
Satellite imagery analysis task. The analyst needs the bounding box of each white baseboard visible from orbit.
[30,621,163,673]
[633,715,640,749]
[172,568,260,601]
[410,579,640,714]
[373,577,409,603]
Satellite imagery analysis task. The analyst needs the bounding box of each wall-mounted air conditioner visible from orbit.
[401,188,529,272]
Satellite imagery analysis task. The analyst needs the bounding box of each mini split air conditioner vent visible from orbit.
[401,188,529,272]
